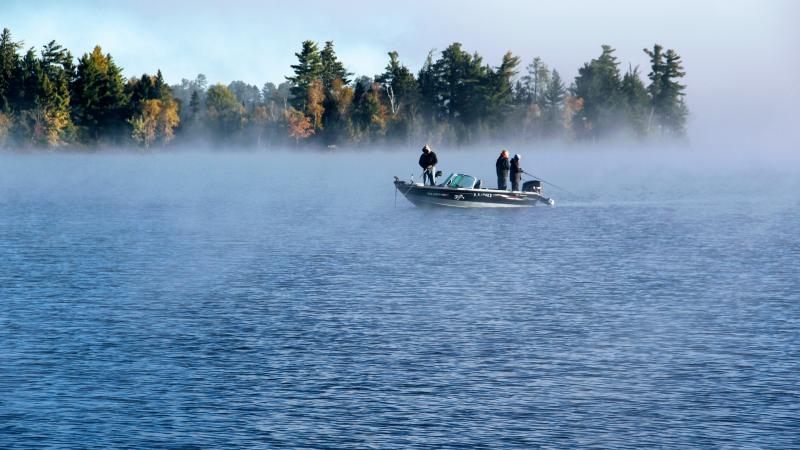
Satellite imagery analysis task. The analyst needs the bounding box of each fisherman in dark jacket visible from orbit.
[418,145,438,186]
[495,150,510,190]
[510,153,523,191]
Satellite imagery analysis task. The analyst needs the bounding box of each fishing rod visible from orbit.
[521,170,570,193]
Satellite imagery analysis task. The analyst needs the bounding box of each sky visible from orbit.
[4,0,799,143]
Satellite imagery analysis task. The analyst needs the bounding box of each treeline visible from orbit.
[0,27,687,150]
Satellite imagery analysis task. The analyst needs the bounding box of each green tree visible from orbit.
[520,57,550,105]
[126,70,180,147]
[352,78,388,141]
[286,40,323,111]
[189,90,201,118]
[644,44,687,136]
[319,41,350,89]
[71,46,129,143]
[485,51,520,130]
[27,40,74,146]
[17,49,41,112]
[376,51,420,142]
[541,69,566,137]
[572,45,623,139]
[321,78,354,145]
[433,43,489,126]
[620,65,649,137]
[0,28,22,113]
[228,80,261,108]
[204,83,244,139]
[417,50,439,122]
[376,51,419,116]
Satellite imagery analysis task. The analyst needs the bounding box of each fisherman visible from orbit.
[495,150,510,190]
[418,145,438,186]
[510,153,523,191]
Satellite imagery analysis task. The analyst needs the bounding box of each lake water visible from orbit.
[1,148,798,448]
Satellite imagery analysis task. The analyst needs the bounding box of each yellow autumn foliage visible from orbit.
[130,98,180,148]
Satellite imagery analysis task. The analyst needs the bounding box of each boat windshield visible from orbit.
[437,174,455,187]
[441,174,476,189]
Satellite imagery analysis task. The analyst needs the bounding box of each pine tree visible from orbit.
[572,45,623,138]
[661,49,688,135]
[286,40,323,111]
[72,46,129,143]
[228,81,261,109]
[0,28,22,113]
[620,66,649,138]
[485,51,520,129]
[189,90,201,118]
[17,49,41,112]
[542,69,566,137]
[417,51,439,122]
[375,51,420,142]
[428,42,491,137]
[643,44,665,109]
[319,41,350,89]
[521,57,550,105]
[643,44,687,136]
[376,51,419,117]
[320,78,354,145]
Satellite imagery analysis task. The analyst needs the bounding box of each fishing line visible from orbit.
[521,170,575,195]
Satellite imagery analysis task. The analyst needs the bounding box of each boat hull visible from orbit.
[394,181,551,208]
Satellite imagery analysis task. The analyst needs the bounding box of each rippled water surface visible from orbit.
[1,150,798,448]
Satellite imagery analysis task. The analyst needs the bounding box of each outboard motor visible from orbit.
[522,180,541,192]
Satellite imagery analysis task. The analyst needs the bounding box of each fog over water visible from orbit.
[2,144,799,446]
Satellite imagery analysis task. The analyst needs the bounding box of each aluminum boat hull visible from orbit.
[394,180,553,208]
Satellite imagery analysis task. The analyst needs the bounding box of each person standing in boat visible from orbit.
[496,150,510,190]
[419,145,438,186]
[510,153,523,191]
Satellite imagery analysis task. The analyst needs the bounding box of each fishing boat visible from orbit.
[394,173,555,208]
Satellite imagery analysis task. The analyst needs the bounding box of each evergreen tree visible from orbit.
[17,48,41,112]
[644,44,687,136]
[126,70,180,148]
[433,43,488,124]
[0,28,21,112]
[320,78,354,145]
[319,41,350,89]
[520,57,550,105]
[572,45,623,138]
[376,51,419,117]
[662,49,687,135]
[376,51,420,142]
[620,65,649,137]
[643,44,665,108]
[71,46,129,143]
[485,51,520,129]
[228,80,261,109]
[189,90,201,118]
[417,51,439,122]
[542,69,566,137]
[352,81,387,140]
[286,40,323,111]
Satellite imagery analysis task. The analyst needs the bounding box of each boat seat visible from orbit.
[474,179,482,189]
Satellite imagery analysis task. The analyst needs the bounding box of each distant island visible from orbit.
[0,28,687,150]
